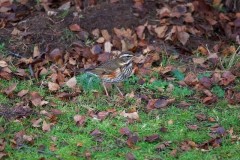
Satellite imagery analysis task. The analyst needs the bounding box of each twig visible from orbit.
[7,51,24,58]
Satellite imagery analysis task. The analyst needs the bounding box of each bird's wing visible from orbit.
[90,60,120,75]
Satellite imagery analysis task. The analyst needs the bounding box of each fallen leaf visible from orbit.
[48,48,63,64]
[184,72,198,86]
[154,26,168,38]
[220,71,236,86]
[144,134,160,142]
[104,41,113,53]
[33,45,40,58]
[199,77,212,89]
[120,110,139,120]
[96,37,105,43]
[177,31,190,45]
[101,29,111,41]
[127,134,139,148]
[196,113,207,121]
[187,124,199,130]
[32,118,43,128]
[69,24,81,32]
[17,90,29,97]
[170,149,177,157]
[48,82,60,91]
[4,83,17,97]
[126,152,136,160]
[155,141,171,151]
[66,77,77,89]
[203,96,217,104]
[97,111,109,121]
[154,99,169,109]
[119,127,132,136]
[192,57,206,64]
[74,115,86,126]
[159,126,168,133]
[42,120,51,132]
[0,139,6,151]
[0,70,12,80]
[49,143,57,152]
[84,151,91,160]
[0,61,8,67]
[0,152,7,159]
[168,119,174,125]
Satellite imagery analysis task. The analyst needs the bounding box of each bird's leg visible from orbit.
[102,82,109,97]
[115,84,124,97]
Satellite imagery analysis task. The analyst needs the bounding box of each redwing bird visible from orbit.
[86,51,134,96]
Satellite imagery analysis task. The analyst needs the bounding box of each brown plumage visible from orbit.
[86,51,134,96]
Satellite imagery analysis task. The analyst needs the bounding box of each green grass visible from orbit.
[1,72,240,160]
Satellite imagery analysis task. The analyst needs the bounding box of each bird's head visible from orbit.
[118,51,134,66]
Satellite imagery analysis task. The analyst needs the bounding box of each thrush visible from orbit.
[86,51,134,96]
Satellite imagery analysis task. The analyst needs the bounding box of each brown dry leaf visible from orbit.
[23,135,34,144]
[144,134,160,142]
[136,24,146,39]
[69,24,81,32]
[0,70,12,80]
[4,83,17,97]
[77,142,83,147]
[48,48,63,64]
[96,37,105,43]
[30,91,44,106]
[203,96,217,104]
[154,99,169,109]
[84,151,91,160]
[0,152,7,159]
[177,31,190,45]
[184,72,198,86]
[74,115,86,126]
[213,0,222,6]
[199,77,212,89]
[197,46,209,55]
[11,28,21,36]
[155,141,171,151]
[104,41,113,53]
[168,119,174,125]
[101,29,111,41]
[120,110,139,120]
[48,82,60,91]
[0,60,8,67]
[49,143,57,152]
[33,45,40,58]
[222,46,236,56]
[180,141,191,151]
[66,77,77,89]
[187,124,199,130]
[97,111,109,121]
[127,134,139,148]
[184,13,194,23]
[42,120,51,132]
[15,68,28,77]
[17,90,29,97]
[32,118,43,128]
[220,71,236,86]
[126,152,135,160]
[0,139,6,151]
[119,127,132,136]
[92,28,100,37]
[192,57,206,65]
[154,26,168,38]
[133,54,146,64]
[196,113,207,121]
